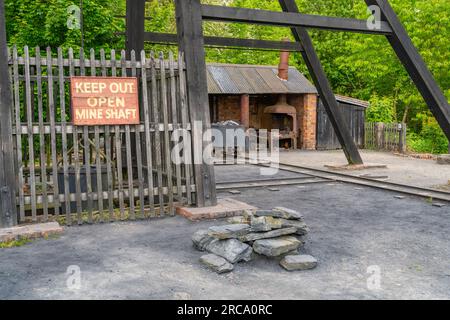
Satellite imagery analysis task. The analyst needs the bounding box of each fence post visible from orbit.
[398,123,407,153]
[174,0,217,207]
[375,123,384,150]
[0,0,18,228]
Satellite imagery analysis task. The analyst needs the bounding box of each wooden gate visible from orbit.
[8,46,195,225]
[365,122,407,153]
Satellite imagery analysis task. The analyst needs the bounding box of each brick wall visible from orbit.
[212,93,318,150]
[299,94,317,150]
[216,96,242,123]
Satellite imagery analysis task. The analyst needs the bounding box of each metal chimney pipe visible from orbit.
[278,38,290,81]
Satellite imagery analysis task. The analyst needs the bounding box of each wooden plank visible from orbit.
[116,50,126,219]
[47,47,60,217]
[21,183,196,205]
[169,52,183,204]
[94,49,105,222]
[106,49,116,221]
[177,53,193,205]
[150,52,165,214]
[0,1,18,227]
[125,0,145,59]
[68,48,83,224]
[131,50,144,218]
[80,48,93,223]
[58,47,71,223]
[278,0,363,165]
[144,32,304,51]
[13,123,187,135]
[24,46,37,220]
[159,53,174,215]
[175,0,217,207]
[35,47,49,220]
[140,50,156,216]
[125,50,136,219]
[10,56,173,70]
[201,4,392,35]
[12,46,25,222]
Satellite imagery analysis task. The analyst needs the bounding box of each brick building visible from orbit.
[207,62,319,150]
[206,61,368,151]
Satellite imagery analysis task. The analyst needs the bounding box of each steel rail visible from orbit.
[216,176,331,191]
[254,162,450,202]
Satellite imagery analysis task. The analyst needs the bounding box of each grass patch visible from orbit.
[0,238,32,249]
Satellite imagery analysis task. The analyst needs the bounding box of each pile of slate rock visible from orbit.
[192,207,318,274]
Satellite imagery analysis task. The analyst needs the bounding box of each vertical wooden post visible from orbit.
[126,0,145,60]
[125,0,145,168]
[0,0,18,228]
[375,122,385,150]
[399,123,407,153]
[279,0,363,165]
[174,0,217,207]
[364,0,450,144]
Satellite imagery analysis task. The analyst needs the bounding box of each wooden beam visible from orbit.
[201,4,392,35]
[144,32,304,51]
[0,0,18,227]
[364,0,450,141]
[278,0,363,165]
[175,0,217,207]
[126,0,145,59]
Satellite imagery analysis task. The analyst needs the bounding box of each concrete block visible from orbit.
[0,222,63,243]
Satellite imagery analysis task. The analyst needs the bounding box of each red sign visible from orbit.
[71,77,139,126]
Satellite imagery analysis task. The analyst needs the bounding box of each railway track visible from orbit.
[216,162,450,203]
[216,176,331,191]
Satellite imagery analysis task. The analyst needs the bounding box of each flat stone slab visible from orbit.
[279,219,309,236]
[0,222,63,243]
[280,255,318,271]
[254,208,303,220]
[437,154,450,165]
[250,216,282,232]
[273,207,304,220]
[206,239,253,264]
[324,163,387,171]
[239,227,298,242]
[192,229,217,251]
[227,216,250,225]
[208,224,250,240]
[200,254,234,274]
[253,236,302,257]
[176,198,257,221]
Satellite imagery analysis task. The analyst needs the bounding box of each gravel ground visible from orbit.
[1,172,449,300]
[279,149,450,189]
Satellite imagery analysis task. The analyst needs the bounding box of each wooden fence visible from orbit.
[365,122,407,153]
[8,46,195,225]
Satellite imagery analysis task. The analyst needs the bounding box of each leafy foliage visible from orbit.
[366,95,396,123]
[4,0,450,153]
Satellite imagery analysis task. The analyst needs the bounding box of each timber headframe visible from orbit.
[125,0,450,207]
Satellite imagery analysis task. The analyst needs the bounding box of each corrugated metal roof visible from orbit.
[206,63,318,95]
[335,94,370,108]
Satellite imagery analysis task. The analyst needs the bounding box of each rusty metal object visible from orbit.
[278,38,290,81]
